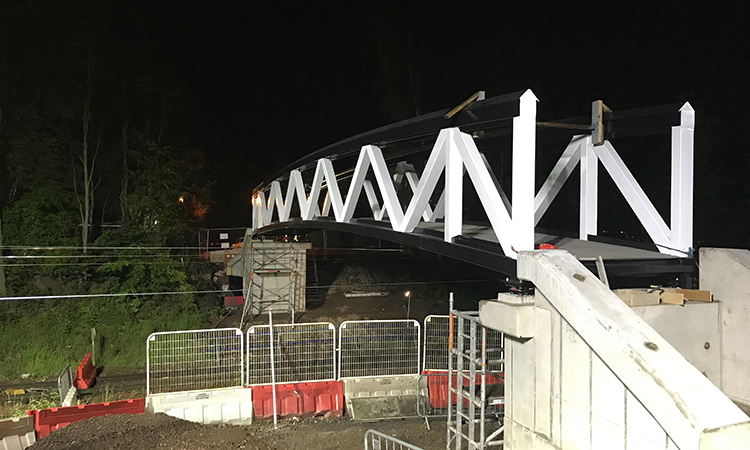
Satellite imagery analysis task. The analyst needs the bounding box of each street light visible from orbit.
[405,291,411,319]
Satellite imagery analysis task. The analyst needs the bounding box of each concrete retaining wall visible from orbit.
[632,302,721,385]
[483,250,750,450]
[699,247,750,408]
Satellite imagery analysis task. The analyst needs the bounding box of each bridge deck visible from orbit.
[255,219,695,284]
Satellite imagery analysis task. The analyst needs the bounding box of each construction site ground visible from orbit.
[29,414,447,450]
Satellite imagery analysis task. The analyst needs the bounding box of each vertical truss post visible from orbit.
[670,103,695,254]
[512,90,538,252]
[445,129,464,242]
[579,136,598,240]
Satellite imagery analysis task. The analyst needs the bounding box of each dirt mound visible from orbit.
[29,413,445,450]
[30,413,267,450]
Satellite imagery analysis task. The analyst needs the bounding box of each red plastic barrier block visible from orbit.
[74,353,96,389]
[223,296,244,307]
[27,398,145,439]
[422,370,503,409]
[250,381,343,419]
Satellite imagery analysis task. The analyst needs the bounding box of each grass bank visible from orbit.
[0,295,216,382]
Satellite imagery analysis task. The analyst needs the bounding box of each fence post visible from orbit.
[268,311,277,428]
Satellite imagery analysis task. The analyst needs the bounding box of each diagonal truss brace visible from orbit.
[253,121,536,257]
[533,102,694,255]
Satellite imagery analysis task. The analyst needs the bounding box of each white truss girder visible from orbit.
[253,93,694,258]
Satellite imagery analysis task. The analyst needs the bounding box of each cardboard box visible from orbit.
[659,289,685,305]
[654,288,712,305]
[676,288,712,302]
[614,289,660,307]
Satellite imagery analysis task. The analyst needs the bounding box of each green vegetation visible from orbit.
[0,11,219,381]
[5,392,60,419]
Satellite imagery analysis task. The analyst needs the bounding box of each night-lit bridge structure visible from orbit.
[250,89,696,285]
[242,90,750,449]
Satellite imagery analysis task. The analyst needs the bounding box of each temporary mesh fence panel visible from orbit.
[246,322,336,385]
[339,320,421,379]
[146,328,244,395]
[423,315,450,371]
[364,429,425,450]
[57,364,73,405]
[423,315,504,373]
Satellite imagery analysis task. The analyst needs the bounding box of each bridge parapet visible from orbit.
[492,250,749,449]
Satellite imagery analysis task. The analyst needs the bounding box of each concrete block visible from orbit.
[342,376,419,421]
[699,420,750,450]
[146,387,253,425]
[632,302,721,385]
[700,248,750,406]
[479,293,535,338]
[0,416,35,450]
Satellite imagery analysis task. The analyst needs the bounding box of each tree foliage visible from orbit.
[0,1,216,379]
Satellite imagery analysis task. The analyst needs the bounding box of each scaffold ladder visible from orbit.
[447,295,504,449]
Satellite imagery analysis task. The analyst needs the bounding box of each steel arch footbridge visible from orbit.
[250,89,696,284]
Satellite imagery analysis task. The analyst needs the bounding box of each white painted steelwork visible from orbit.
[246,322,336,385]
[338,319,421,379]
[146,328,244,396]
[253,93,695,257]
[535,102,695,256]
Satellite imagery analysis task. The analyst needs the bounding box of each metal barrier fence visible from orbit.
[364,429,425,450]
[339,320,421,379]
[246,322,336,385]
[57,364,73,406]
[423,315,504,373]
[423,315,450,371]
[146,328,244,395]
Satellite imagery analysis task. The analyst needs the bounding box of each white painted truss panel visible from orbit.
[253,93,694,257]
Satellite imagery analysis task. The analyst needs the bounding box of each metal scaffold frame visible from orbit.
[447,296,504,449]
[239,239,302,329]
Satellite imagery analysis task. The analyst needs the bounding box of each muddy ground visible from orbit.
[30,413,447,450]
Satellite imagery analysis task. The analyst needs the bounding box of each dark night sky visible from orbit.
[4,1,749,247]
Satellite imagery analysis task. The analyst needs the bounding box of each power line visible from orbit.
[0,289,229,302]
[0,260,212,268]
[0,254,204,260]
[0,279,502,302]
[0,245,225,251]
[309,279,502,289]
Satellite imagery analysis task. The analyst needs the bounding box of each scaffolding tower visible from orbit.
[447,296,504,449]
[238,237,307,329]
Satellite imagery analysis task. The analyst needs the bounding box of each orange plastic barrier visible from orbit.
[74,353,96,389]
[422,370,503,409]
[223,296,244,307]
[27,398,145,439]
[250,380,343,419]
